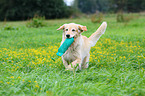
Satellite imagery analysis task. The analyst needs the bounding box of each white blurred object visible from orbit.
[64,0,74,6]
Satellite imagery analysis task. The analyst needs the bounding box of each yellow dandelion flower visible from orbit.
[7,82,10,84]
[43,58,46,61]
[10,76,14,79]
[0,81,3,83]
[22,79,25,82]
[107,79,109,80]
[132,88,135,90]
[34,81,37,83]
[35,85,39,88]
[28,80,31,83]
[18,76,21,79]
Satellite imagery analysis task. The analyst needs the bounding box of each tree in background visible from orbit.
[126,0,145,12]
[77,0,110,13]
[0,0,145,21]
[110,0,145,12]
[96,0,110,12]
[74,0,145,13]
[77,0,112,13]
[77,0,97,13]
[0,0,73,21]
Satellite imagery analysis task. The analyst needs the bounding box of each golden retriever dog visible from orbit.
[57,22,107,71]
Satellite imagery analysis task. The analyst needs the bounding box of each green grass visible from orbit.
[0,14,145,96]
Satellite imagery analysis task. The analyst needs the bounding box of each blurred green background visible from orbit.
[0,0,145,21]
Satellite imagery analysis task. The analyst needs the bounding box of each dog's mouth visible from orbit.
[66,34,75,38]
[66,37,74,39]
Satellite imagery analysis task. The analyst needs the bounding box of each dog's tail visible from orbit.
[88,22,107,47]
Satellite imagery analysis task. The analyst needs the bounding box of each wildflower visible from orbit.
[43,58,46,61]
[34,81,37,83]
[28,80,31,83]
[107,79,109,80]
[35,84,39,88]
[18,76,21,79]
[7,82,10,84]
[132,88,135,90]
[0,81,3,83]
[10,76,14,79]
[22,79,25,82]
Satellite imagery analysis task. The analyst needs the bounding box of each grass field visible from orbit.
[0,14,145,96]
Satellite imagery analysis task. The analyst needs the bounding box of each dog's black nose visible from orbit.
[66,34,70,38]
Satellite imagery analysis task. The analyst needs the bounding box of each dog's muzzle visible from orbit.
[66,34,70,38]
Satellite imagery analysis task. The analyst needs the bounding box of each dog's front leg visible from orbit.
[63,60,69,68]
[62,57,69,68]
[67,58,82,71]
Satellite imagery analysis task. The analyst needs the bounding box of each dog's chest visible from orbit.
[63,43,80,62]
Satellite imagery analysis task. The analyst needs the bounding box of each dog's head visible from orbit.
[57,23,87,38]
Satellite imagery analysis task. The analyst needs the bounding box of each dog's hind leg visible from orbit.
[82,55,90,69]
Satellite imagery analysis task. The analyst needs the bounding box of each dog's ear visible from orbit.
[57,24,66,30]
[78,25,87,32]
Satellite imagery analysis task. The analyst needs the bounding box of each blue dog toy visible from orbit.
[57,37,74,56]
[51,38,74,61]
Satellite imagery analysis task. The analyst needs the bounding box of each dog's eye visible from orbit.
[66,29,68,31]
[72,29,75,32]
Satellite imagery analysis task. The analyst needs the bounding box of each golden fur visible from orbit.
[57,22,107,71]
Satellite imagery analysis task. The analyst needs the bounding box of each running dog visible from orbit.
[57,22,107,70]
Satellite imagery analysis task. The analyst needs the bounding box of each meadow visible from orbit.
[0,14,145,96]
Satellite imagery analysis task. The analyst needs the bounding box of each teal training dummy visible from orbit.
[57,37,74,56]
[51,37,74,61]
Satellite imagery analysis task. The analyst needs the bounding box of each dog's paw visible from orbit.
[65,65,73,71]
